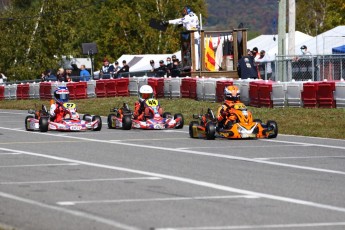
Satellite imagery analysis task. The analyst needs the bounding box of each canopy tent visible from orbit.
[295,25,345,55]
[247,31,313,61]
[332,44,345,54]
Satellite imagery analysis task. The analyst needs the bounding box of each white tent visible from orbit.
[248,31,313,61]
[295,25,345,55]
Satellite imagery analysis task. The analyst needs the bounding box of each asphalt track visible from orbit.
[0,109,345,230]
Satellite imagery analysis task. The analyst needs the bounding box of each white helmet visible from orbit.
[139,85,153,100]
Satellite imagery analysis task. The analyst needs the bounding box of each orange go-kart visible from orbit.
[189,102,278,140]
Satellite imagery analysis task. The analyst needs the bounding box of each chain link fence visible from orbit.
[271,54,345,82]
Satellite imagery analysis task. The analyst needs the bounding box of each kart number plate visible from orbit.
[241,133,256,138]
[70,126,82,131]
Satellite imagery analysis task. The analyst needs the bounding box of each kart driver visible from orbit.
[217,85,241,129]
[134,85,163,121]
[49,86,70,122]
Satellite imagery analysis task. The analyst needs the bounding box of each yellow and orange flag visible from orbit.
[205,36,215,71]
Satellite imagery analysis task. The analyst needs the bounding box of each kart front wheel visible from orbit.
[174,113,184,129]
[267,120,278,138]
[107,114,116,129]
[25,115,34,131]
[206,122,216,140]
[39,117,49,132]
[189,121,199,138]
[122,115,132,130]
[92,115,102,131]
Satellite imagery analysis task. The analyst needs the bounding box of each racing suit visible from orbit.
[49,102,65,122]
[133,99,163,121]
[217,100,240,129]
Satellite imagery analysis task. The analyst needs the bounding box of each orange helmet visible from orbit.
[224,85,240,101]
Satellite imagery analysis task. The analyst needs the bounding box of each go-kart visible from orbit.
[107,99,184,130]
[25,103,102,132]
[189,102,278,140]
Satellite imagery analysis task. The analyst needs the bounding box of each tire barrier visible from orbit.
[2,77,345,108]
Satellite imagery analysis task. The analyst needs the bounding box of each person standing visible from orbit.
[113,61,122,78]
[100,58,115,79]
[0,72,7,84]
[79,65,91,81]
[256,50,272,80]
[118,60,130,77]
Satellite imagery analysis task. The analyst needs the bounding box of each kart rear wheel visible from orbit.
[267,120,278,138]
[39,117,49,132]
[189,121,199,138]
[92,115,102,131]
[107,113,116,129]
[206,122,216,140]
[25,115,34,131]
[174,113,184,129]
[163,112,171,118]
[122,115,132,130]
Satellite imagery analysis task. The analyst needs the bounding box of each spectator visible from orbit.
[41,69,56,82]
[0,72,7,84]
[237,55,258,79]
[79,65,91,81]
[57,68,68,82]
[100,58,114,79]
[149,60,155,72]
[65,68,73,82]
[300,45,312,56]
[118,60,130,77]
[113,61,122,78]
[256,50,272,80]
[170,59,181,77]
[154,60,169,77]
[166,57,173,76]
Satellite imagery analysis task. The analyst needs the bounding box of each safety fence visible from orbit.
[269,54,345,82]
[0,77,345,109]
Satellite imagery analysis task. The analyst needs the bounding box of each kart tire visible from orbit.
[92,115,102,131]
[107,113,116,129]
[174,113,184,129]
[39,117,49,132]
[25,115,34,131]
[162,112,171,118]
[206,122,216,140]
[189,121,199,138]
[267,120,278,138]
[122,115,132,130]
[83,114,91,121]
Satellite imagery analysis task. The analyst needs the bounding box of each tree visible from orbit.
[0,0,207,81]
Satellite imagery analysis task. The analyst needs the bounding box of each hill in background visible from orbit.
[205,0,278,38]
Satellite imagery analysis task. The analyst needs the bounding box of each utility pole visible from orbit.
[288,0,295,55]
[277,0,286,81]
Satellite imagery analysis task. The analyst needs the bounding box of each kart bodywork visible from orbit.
[108,100,184,130]
[25,103,102,132]
[189,102,278,140]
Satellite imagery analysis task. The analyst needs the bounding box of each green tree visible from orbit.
[0,0,207,81]
[296,0,345,36]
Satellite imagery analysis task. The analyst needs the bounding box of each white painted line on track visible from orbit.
[0,176,161,185]
[0,152,22,155]
[155,221,345,230]
[57,195,258,206]
[255,155,345,161]
[177,144,304,150]
[1,147,345,214]
[0,163,79,168]
[1,126,345,176]
[0,191,140,230]
[262,139,345,150]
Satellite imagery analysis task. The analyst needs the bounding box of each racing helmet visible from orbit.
[54,86,69,103]
[183,6,191,16]
[139,85,153,100]
[224,85,240,101]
